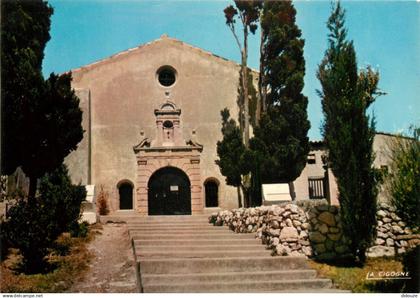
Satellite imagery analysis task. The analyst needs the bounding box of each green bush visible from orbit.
[38,165,87,236]
[5,197,56,273]
[388,127,420,230]
[69,221,89,238]
[402,246,419,293]
[4,164,86,273]
[0,219,10,261]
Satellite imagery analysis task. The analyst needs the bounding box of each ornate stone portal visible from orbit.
[133,101,203,215]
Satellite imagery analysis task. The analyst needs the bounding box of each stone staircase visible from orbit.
[102,214,340,293]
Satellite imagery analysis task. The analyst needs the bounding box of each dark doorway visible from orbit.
[148,167,191,215]
[204,180,218,207]
[119,182,133,209]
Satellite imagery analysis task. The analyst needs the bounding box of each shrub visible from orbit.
[38,164,87,235]
[0,218,10,261]
[402,246,419,293]
[69,221,89,238]
[96,185,109,215]
[3,164,86,273]
[387,127,420,230]
[5,197,56,273]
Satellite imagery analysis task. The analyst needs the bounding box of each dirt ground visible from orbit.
[69,223,138,293]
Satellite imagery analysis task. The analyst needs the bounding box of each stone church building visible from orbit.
[61,35,392,216]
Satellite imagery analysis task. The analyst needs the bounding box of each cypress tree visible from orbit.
[1,0,84,199]
[251,0,310,185]
[216,109,249,207]
[317,2,382,264]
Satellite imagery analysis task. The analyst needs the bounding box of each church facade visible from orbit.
[64,35,391,215]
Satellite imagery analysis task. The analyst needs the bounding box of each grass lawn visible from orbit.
[0,225,100,293]
[309,257,407,293]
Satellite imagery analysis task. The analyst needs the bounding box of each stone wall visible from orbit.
[367,202,415,257]
[209,200,416,259]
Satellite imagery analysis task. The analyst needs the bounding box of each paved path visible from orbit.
[69,223,137,293]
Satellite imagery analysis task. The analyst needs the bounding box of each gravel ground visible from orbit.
[69,223,138,293]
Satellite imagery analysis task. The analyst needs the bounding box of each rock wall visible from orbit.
[367,202,415,257]
[209,200,415,259]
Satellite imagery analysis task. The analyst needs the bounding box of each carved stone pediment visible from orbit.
[133,101,204,154]
[133,138,151,153]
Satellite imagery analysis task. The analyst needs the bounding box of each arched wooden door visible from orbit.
[148,167,191,215]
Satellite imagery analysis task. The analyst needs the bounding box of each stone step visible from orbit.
[130,232,254,240]
[133,238,261,246]
[141,269,317,285]
[129,227,230,235]
[127,224,223,230]
[130,229,243,239]
[135,244,265,251]
[138,256,309,275]
[128,225,216,230]
[136,249,271,258]
[101,215,209,224]
[142,278,332,293]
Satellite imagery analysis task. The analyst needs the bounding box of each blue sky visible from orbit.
[42,0,419,140]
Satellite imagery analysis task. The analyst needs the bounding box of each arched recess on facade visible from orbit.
[147,166,192,215]
[204,177,219,207]
[117,179,134,210]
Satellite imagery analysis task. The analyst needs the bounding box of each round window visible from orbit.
[157,66,176,87]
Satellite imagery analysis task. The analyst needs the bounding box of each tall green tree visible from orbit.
[216,109,249,208]
[317,2,382,264]
[1,0,84,199]
[1,0,53,176]
[251,0,310,188]
[224,0,262,147]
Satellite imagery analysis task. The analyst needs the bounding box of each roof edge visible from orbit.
[70,34,259,74]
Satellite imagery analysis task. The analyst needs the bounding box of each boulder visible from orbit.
[377,231,387,238]
[386,238,395,246]
[375,238,385,245]
[314,243,326,254]
[329,227,340,233]
[271,220,280,229]
[392,225,404,234]
[280,227,299,241]
[301,241,310,247]
[318,223,329,234]
[390,213,401,221]
[367,245,395,258]
[318,211,336,226]
[327,233,341,241]
[302,246,313,256]
[376,210,387,218]
[289,251,303,257]
[309,231,326,243]
[269,228,280,237]
[301,222,310,230]
[299,231,308,238]
[293,220,302,227]
[276,244,291,256]
[271,237,280,247]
